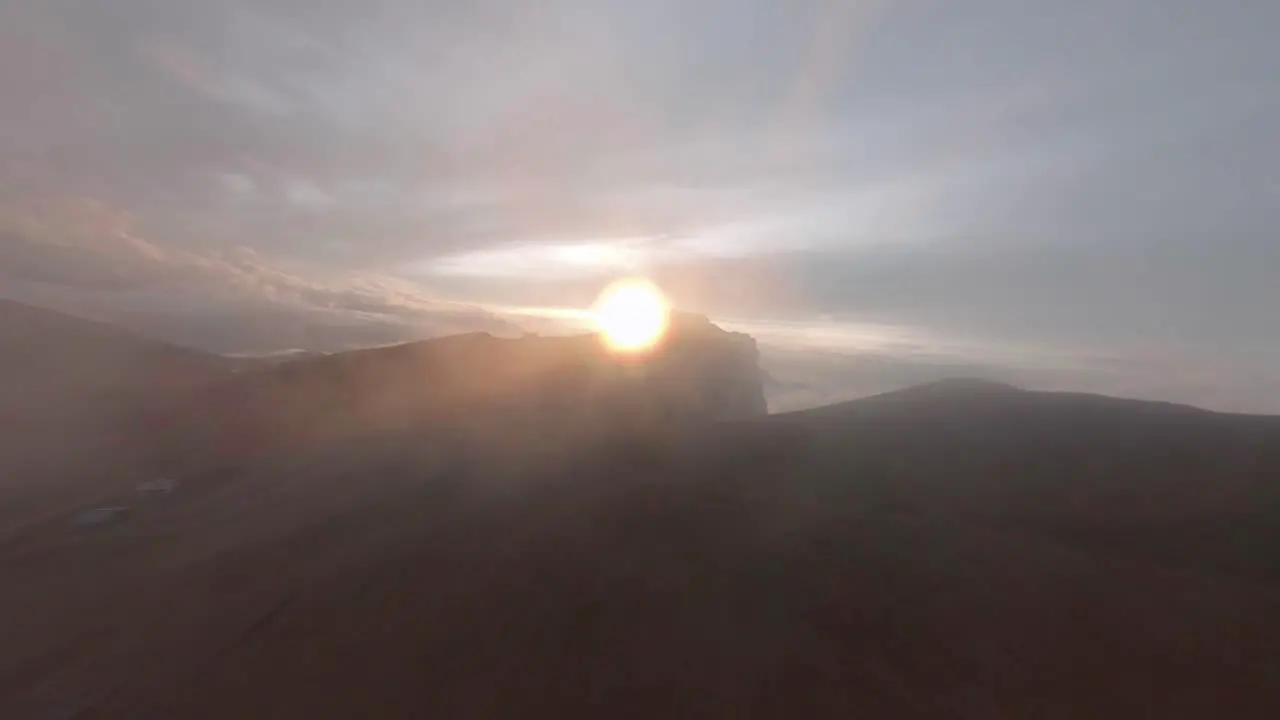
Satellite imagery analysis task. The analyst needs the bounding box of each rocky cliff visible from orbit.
[626,311,768,420]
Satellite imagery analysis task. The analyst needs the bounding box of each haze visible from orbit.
[2,0,1277,412]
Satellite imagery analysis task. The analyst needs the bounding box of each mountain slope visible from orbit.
[2,382,1278,718]
[158,313,767,471]
[759,381,1280,580]
[0,300,230,529]
[0,298,226,412]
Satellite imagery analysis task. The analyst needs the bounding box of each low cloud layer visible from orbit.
[0,195,520,353]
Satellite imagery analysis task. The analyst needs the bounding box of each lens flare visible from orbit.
[592,278,670,354]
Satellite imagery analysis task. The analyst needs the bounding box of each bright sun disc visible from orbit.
[593,278,670,354]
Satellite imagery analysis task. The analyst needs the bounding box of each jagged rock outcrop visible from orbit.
[625,311,768,420]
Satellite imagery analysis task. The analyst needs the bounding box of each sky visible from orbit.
[1,0,1278,412]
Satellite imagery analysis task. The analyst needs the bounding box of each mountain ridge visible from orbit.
[3,299,1280,717]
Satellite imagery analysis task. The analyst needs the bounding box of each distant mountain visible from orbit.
[0,300,769,503]
[760,380,1280,575]
[0,298,230,448]
[0,299,230,527]
[159,311,768,470]
[0,298,226,398]
[3,371,1279,717]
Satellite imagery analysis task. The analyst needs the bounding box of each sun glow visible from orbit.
[592,278,670,354]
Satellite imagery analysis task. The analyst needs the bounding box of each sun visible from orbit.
[592,278,670,354]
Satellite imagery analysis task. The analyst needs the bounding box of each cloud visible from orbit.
[1,0,1277,407]
[1,0,1055,266]
[0,194,521,352]
[773,239,1280,366]
[4,1,1273,273]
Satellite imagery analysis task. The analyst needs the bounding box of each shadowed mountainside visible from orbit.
[154,310,768,472]
[0,298,227,423]
[0,299,230,530]
[1,302,768,528]
[2,370,1279,717]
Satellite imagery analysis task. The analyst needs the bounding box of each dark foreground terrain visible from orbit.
[2,302,1280,718]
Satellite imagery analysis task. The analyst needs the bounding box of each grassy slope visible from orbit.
[2,382,1278,718]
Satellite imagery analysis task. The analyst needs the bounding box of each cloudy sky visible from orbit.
[2,0,1278,411]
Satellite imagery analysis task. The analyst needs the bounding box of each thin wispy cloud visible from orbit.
[0,195,518,352]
